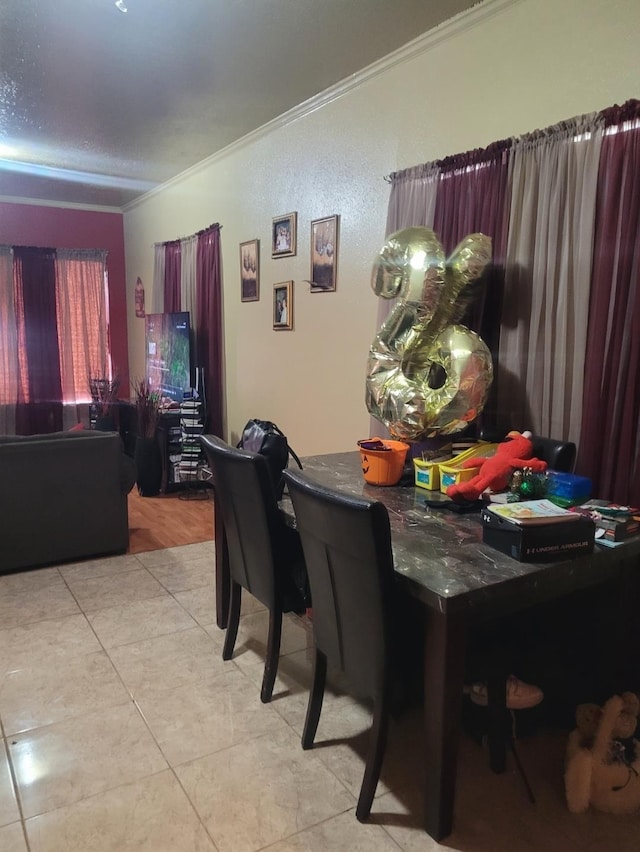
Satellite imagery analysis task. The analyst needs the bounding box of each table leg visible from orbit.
[612,555,640,691]
[423,608,466,841]
[214,492,230,629]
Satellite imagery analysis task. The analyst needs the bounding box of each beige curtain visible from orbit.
[151,243,165,313]
[385,163,440,235]
[497,115,604,444]
[180,233,198,318]
[56,249,109,429]
[371,165,441,436]
[0,246,17,434]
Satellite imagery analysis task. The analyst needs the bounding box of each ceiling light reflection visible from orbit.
[14,744,46,787]
[0,157,154,192]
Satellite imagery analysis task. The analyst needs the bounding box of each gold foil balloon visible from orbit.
[366,228,493,440]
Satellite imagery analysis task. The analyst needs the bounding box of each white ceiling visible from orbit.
[0,0,478,209]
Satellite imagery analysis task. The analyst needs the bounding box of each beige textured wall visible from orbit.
[123,0,640,455]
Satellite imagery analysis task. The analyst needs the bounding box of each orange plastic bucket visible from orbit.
[358,438,410,486]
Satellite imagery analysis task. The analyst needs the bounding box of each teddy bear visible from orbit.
[446,430,547,502]
[565,692,640,814]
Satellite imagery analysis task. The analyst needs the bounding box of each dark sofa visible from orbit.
[0,430,136,573]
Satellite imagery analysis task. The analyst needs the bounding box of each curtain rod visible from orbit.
[154,222,222,248]
[383,98,640,184]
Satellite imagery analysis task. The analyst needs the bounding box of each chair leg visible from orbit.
[302,649,327,750]
[222,580,241,661]
[260,607,282,703]
[356,690,390,822]
[509,732,536,804]
[486,669,508,774]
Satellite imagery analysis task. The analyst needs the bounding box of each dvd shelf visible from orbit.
[157,403,211,494]
[178,398,205,484]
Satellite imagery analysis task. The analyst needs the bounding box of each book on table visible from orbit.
[484,499,581,526]
[570,500,640,542]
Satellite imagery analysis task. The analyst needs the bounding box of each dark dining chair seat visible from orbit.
[283,467,400,821]
[200,435,309,702]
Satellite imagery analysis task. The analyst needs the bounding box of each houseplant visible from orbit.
[133,378,162,496]
[88,371,121,431]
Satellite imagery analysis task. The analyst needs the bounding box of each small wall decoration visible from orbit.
[273,281,293,330]
[310,214,339,292]
[240,239,260,302]
[135,276,145,317]
[272,212,297,258]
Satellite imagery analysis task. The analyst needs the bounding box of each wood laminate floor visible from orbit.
[127,487,215,553]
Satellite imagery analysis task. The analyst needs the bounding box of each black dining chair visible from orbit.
[200,435,309,703]
[283,467,399,821]
[529,435,576,474]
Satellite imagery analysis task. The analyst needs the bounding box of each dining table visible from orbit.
[213,450,640,841]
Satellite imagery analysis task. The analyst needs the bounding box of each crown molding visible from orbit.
[0,194,123,214]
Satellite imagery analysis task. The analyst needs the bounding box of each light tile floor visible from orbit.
[1,542,640,851]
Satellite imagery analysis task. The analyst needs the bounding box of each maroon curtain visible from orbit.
[196,225,223,437]
[163,240,181,312]
[577,102,640,504]
[14,247,63,435]
[433,140,512,259]
[433,140,512,430]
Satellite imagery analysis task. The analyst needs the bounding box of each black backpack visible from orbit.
[237,419,302,499]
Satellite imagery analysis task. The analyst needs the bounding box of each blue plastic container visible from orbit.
[546,471,591,507]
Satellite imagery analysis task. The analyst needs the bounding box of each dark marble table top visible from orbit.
[281,452,640,619]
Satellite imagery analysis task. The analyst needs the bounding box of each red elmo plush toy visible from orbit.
[446,430,547,502]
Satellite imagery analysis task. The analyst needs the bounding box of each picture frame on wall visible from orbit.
[240,239,260,302]
[273,281,293,330]
[272,212,297,258]
[310,214,339,292]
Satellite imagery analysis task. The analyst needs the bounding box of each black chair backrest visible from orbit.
[283,468,395,700]
[201,435,282,610]
[529,435,576,473]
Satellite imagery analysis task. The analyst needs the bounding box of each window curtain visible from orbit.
[180,234,198,319]
[372,165,441,437]
[382,98,638,499]
[0,246,17,434]
[151,243,165,313]
[153,225,223,436]
[497,115,604,443]
[196,224,223,437]
[577,103,640,504]
[432,141,512,429]
[433,140,512,257]
[163,240,181,313]
[385,163,440,234]
[56,249,109,429]
[0,246,111,436]
[13,247,63,435]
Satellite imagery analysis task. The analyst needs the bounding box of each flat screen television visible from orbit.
[145,311,191,403]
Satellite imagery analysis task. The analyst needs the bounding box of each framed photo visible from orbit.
[240,239,259,302]
[272,212,297,258]
[273,281,293,330]
[310,215,339,292]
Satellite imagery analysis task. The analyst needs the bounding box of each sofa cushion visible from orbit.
[0,430,136,494]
